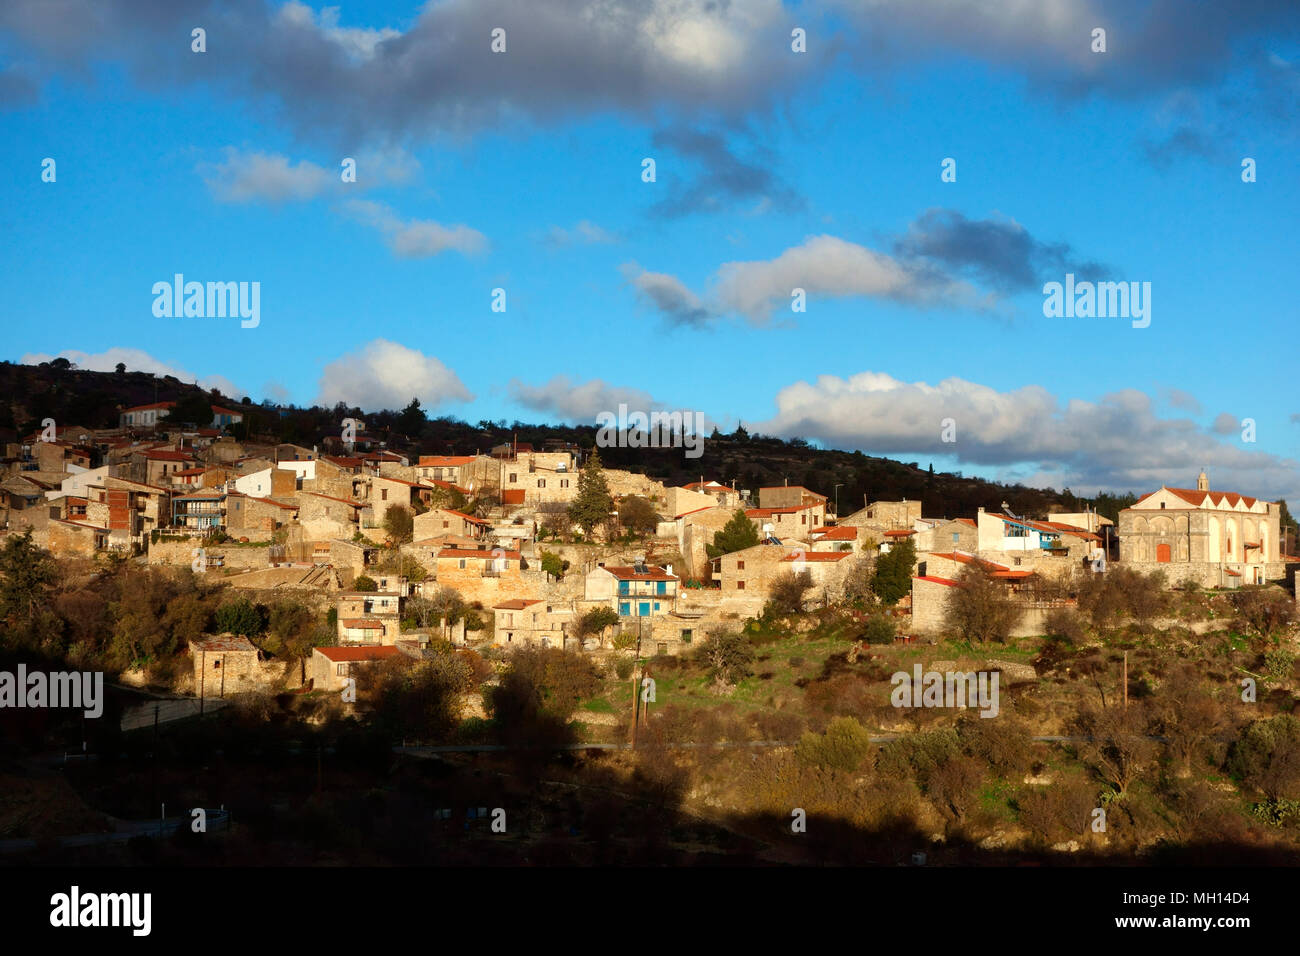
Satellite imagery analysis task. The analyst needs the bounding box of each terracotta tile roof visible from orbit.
[1134,487,1264,509]
[144,450,196,461]
[437,548,522,560]
[600,565,679,582]
[674,505,715,519]
[439,508,490,524]
[425,479,471,494]
[812,526,858,540]
[955,518,977,528]
[494,599,543,610]
[758,485,827,499]
[317,645,400,660]
[914,575,959,587]
[419,455,476,467]
[883,529,915,537]
[782,551,851,562]
[339,619,386,629]
[929,551,1009,571]
[210,405,243,416]
[123,401,176,413]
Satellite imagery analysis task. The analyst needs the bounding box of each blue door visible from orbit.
[638,602,650,617]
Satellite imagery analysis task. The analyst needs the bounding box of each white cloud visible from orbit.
[20,347,245,398]
[756,371,1300,500]
[275,2,401,61]
[509,375,663,423]
[547,220,619,246]
[345,199,487,258]
[629,234,987,326]
[200,149,334,204]
[316,339,472,411]
[201,146,420,204]
[621,263,712,326]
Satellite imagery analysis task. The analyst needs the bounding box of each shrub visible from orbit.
[876,728,961,788]
[1043,607,1085,645]
[796,716,874,772]
[859,613,895,645]
[696,630,756,688]
[1228,714,1300,801]
[942,564,1023,644]
[614,656,634,680]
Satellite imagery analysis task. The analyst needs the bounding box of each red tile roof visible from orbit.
[600,565,679,581]
[437,548,522,560]
[124,401,176,413]
[144,450,196,461]
[914,575,959,587]
[883,529,915,537]
[929,552,1009,571]
[317,645,401,660]
[812,526,858,540]
[339,619,385,629]
[782,551,851,562]
[1136,486,1264,509]
[494,599,543,609]
[419,455,476,467]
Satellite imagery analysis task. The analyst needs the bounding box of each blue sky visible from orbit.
[2,0,1298,500]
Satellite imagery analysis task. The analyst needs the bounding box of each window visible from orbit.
[737,580,745,590]
[561,479,569,488]
[213,659,221,669]
[1160,502,1166,509]
[1013,557,1022,566]
[952,532,960,543]
[509,473,517,483]
[443,520,449,528]
[336,663,347,676]
[657,643,667,655]
[657,581,666,594]
[538,479,546,488]
[737,560,745,570]
[381,489,388,501]
[458,559,467,569]
[681,629,693,643]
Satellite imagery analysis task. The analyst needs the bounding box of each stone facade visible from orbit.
[190,636,261,698]
[1118,477,1283,587]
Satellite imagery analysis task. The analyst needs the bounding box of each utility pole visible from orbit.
[834,484,843,522]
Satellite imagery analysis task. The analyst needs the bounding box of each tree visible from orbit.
[267,601,318,681]
[706,508,760,559]
[1231,586,1297,642]
[114,362,127,374]
[0,530,59,628]
[353,575,378,592]
[574,606,620,649]
[618,495,660,538]
[170,391,212,427]
[540,550,568,580]
[397,397,425,437]
[696,629,755,689]
[942,563,1023,644]
[870,538,915,605]
[765,570,815,615]
[213,598,266,637]
[382,504,414,544]
[568,447,613,535]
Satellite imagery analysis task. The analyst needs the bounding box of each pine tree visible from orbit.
[706,508,760,558]
[568,447,613,535]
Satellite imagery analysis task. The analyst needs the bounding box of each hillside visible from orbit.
[1,359,1134,521]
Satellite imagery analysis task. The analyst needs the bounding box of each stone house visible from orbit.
[585,562,680,619]
[414,507,490,542]
[492,598,576,649]
[190,635,261,698]
[310,645,401,693]
[841,499,923,532]
[336,590,403,644]
[746,502,826,540]
[143,449,197,486]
